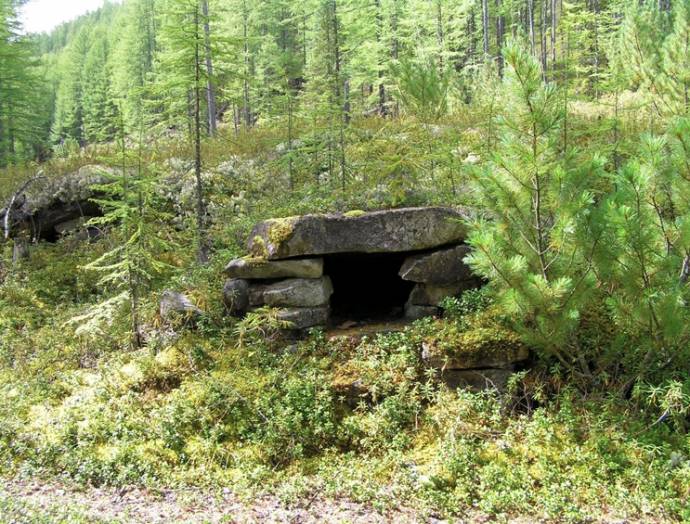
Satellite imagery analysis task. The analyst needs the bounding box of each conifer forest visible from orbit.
[1,0,690,521]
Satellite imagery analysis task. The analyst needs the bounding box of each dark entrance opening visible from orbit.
[325,252,415,324]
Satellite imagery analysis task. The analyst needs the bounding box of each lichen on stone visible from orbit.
[344,209,366,218]
[267,217,297,246]
[250,236,269,258]
[241,254,268,266]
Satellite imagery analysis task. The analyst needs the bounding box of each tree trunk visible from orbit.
[540,0,547,80]
[375,0,386,115]
[12,238,29,264]
[331,0,347,188]
[194,7,209,264]
[436,0,444,71]
[527,0,535,56]
[496,0,504,76]
[551,0,557,69]
[391,0,400,117]
[201,0,217,136]
[591,0,600,98]
[287,89,294,190]
[467,9,476,68]
[242,0,252,128]
[482,0,490,57]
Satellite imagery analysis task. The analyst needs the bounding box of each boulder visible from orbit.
[223,279,250,316]
[421,341,529,370]
[1,165,112,240]
[276,306,330,330]
[249,277,333,308]
[225,256,323,279]
[441,368,515,391]
[408,282,471,306]
[399,245,474,284]
[404,302,439,320]
[248,207,469,260]
[159,290,203,322]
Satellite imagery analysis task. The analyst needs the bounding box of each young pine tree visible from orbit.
[465,41,602,378]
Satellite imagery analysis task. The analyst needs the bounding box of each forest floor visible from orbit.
[0,476,657,523]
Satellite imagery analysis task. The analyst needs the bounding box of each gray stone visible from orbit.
[224,257,323,279]
[399,245,474,284]
[249,277,333,308]
[440,368,515,392]
[248,207,469,260]
[421,342,529,370]
[223,279,250,316]
[160,290,203,321]
[408,282,471,306]
[12,238,30,263]
[404,302,439,320]
[276,306,330,330]
[1,165,113,241]
[54,217,92,236]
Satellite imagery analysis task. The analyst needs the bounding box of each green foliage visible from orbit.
[1,1,690,520]
[393,59,451,121]
[465,42,600,376]
[69,122,176,345]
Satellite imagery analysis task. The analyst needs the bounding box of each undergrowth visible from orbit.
[0,112,688,522]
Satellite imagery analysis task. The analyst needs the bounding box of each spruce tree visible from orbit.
[0,0,44,165]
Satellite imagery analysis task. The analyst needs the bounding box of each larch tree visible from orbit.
[156,0,225,263]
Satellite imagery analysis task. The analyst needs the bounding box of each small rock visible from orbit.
[223,278,250,316]
[159,290,203,322]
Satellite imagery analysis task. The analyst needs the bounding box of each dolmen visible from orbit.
[223,207,480,331]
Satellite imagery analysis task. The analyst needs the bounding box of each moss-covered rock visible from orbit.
[421,309,528,369]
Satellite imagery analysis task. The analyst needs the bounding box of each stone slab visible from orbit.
[408,282,471,306]
[404,302,439,320]
[224,256,323,279]
[399,244,474,284]
[277,306,330,330]
[249,277,333,308]
[223,279,250,316]
[247,207,469,260]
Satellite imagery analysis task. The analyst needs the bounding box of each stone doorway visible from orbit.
[325,252,415,324]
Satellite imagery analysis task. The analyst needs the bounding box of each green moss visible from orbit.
[250,236,269,258]
[241,254,268,266]
[344,209,366,218]
[267,217,296,246]
[422,307,527,361]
